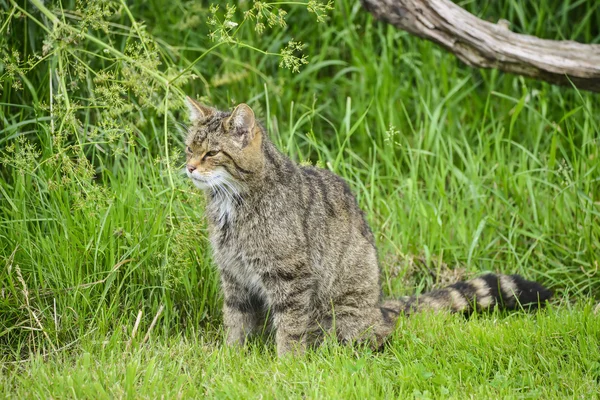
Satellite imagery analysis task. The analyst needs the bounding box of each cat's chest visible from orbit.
[212,233,294,297]
[210,200,297,254]
[206,195,237,229]
[208,199,302,293]
[209,215,269,294]
[212,233,269,296]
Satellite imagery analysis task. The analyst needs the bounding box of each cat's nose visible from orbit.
[187,164,196,173]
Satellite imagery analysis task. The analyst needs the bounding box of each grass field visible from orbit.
[1,0,599,398]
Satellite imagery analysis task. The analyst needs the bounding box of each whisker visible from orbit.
[220,178,241,199]
[193,167,245,224]
[223,179,245,206]
[175,121,189,131]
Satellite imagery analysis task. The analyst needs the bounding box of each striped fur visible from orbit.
[183,99,552,356]
[381,273,552,317]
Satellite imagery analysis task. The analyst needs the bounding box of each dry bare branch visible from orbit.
[361,0,600,91]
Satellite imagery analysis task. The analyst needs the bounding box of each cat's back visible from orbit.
[296,165,374,243]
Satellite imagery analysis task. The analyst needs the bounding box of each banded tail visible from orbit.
[381,273,552,316]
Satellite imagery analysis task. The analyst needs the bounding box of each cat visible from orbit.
[183,97,552,356]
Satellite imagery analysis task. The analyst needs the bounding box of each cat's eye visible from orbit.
[186,146,192,153]
[204,150,220,159]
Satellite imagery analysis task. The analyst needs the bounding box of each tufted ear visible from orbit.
[228,104,255,130]
[186,96,215,122]
[225,103,257,145]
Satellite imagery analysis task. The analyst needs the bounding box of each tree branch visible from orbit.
[361,0,600,92]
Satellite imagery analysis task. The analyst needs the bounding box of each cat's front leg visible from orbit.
[223,301,261,346]
[267,277,314,357]
[221,273,264,346]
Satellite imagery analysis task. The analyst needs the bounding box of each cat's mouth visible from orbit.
[184,168,207,182]
[190,175,212,185]
[186,169,223,190]
[185,166,241,194]
[188,175,212,190]
[190,175,207,182]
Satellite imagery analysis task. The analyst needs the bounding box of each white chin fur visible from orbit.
[187,167,242,226]
[186,169,212,190]
[191,178,212,190]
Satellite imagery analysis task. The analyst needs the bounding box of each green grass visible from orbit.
[1,0,599,398]
[3,304,600,398]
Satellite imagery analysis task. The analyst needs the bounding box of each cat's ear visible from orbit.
[225,103,257,145]
[186,96,214,122]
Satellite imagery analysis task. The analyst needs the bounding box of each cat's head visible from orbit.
[184,97,264,191]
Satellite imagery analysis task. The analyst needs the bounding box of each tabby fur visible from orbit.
[183,97,552,356]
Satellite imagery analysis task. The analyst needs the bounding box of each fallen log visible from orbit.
[360,0,600,92]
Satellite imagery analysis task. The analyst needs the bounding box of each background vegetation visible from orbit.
[1,0,599,397]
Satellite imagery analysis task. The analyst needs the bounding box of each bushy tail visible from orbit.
[381,273,552,317]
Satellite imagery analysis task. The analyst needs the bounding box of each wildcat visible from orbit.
[183,97,552,356]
